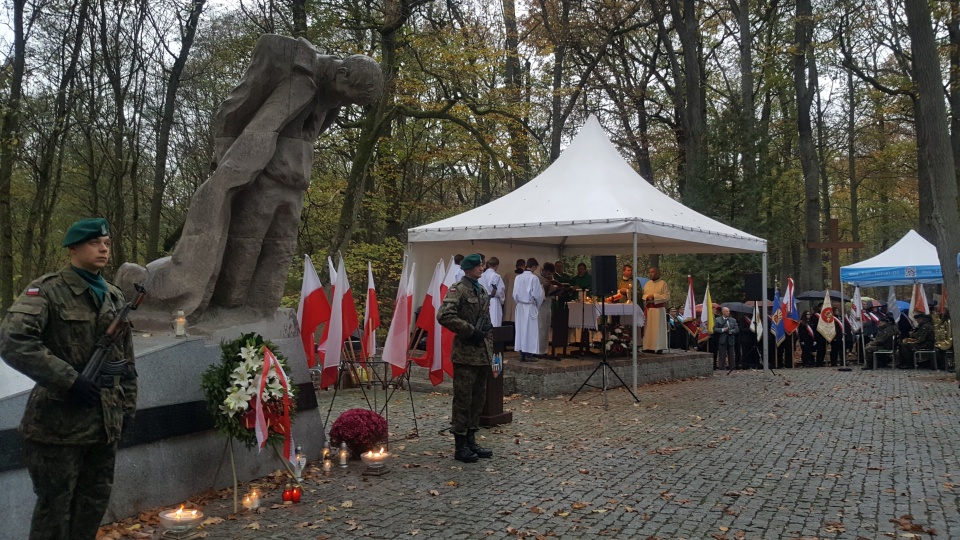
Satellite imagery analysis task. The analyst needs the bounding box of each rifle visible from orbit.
[80,283,147,383]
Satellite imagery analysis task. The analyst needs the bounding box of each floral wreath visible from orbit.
[201,332,298,448]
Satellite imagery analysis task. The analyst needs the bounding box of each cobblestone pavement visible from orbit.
[129,367,960,540]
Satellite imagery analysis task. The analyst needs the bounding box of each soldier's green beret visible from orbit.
[62,218,110,247]
[460,253,482,270]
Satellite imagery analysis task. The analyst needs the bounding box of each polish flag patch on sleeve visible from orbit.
[26,288,41,296]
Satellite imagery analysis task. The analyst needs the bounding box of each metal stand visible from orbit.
[569,298,640,407]
[318,356,420,445]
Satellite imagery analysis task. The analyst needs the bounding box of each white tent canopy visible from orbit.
[408,115,766,257]
[840,229,944,286]
[407,115,771,379]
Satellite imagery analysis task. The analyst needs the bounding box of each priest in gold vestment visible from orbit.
[642,267,670,352]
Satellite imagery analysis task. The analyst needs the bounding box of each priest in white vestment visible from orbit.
[642,267,670,352]
[513,259,544,362]
[478,257,506,326]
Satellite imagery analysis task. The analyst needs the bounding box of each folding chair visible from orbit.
[914,349,937,370]
[873,336,898,369]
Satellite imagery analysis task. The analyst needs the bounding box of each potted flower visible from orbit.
[329,408,388,458]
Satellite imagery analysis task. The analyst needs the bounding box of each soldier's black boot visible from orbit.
[454,434,479,463]
[467,429,493,458]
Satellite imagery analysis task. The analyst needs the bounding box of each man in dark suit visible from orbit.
[714,307,739,370]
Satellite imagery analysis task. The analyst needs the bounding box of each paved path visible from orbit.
[112,368,960,539]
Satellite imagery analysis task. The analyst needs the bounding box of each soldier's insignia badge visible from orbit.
[26,288,41,296]
[101,223,108,235]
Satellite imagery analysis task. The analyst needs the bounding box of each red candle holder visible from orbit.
[282,484,293,504]
[291,486,302,503]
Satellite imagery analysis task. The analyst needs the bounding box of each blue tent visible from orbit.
[840,230,948,286]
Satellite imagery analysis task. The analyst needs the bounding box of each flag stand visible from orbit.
[316,351,421,446]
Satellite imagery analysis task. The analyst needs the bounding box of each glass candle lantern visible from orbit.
[338,442,349,468]
[174,309,187,338]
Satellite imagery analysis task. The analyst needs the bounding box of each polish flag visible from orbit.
[255,347,294,463]
[414,260,455,385]
[681,275,699,337]
[296,255,331,369]
[316,257,339,364]
[382,258,415,376]
[319,257,360,389]
[362,262,380,361]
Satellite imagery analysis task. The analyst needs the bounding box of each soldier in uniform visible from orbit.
[899,313,936,368]
[862,313,900,369]
[436,254,494,463]
[0,218,137,540]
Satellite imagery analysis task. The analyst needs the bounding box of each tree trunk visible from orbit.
[147,0,205,261]
[847,65,860,260]
[903,0,960,378]
[291,0,306,37]
[502,0,530,188]
[794,0,822,291]
[548,0,571,162]
[0,0,25,311]
[949,0,960,192]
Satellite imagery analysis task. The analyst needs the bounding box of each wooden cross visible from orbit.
[808,218,863,289]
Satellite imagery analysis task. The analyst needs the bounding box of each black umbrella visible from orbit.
[795,290,851,302]
[721,301,754,314]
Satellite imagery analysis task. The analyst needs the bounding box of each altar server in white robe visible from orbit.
[642,266,671,352]
[513,258,544,362]
[478,257,506,326]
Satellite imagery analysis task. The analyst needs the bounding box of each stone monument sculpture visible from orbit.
[118,34,383,322]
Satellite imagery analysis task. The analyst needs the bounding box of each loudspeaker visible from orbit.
[591,255,618,296]
[744,273,763,301]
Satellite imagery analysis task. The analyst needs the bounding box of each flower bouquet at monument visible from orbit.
[201,332,298,449]
[604,325,631,356]
[329,408,388,458]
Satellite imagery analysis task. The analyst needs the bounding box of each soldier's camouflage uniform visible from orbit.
[0,267,137,540]
[900,319,936,367]
[437,277,492,436]
[864,323,900,367]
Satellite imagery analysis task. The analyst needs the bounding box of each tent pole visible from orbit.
[632,232,638,394]
[762,252,769,372]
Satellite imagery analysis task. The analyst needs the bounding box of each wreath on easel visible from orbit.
[200,332,299,511]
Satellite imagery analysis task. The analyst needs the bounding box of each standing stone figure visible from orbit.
[119,34,383,318]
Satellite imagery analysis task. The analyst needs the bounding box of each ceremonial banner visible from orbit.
[771,289,785,345]
[850,286,862,333]
[887,286,901,323]
[908,283,930,326]
[319,257,359,389]
[682,275,699,337]
[698,284,714,343]
[783,278,800,334]
[817,291,837,341]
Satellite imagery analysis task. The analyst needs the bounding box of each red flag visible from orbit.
[362,262,380,361]
[414,260,454,385]
[255,347,294,462]
[383,259,415,376]
[296,255,331,369]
